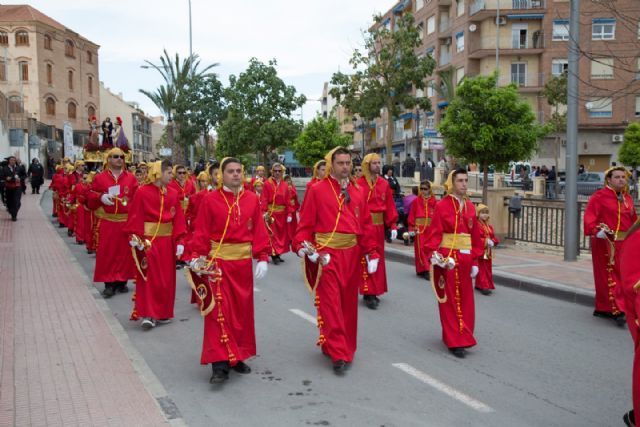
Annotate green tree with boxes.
[438,74,547,203]
[543,73,567,194]
[216,58,306,161]
[620,122,640,171]
[291,116,352,167]
[330,13,436,164]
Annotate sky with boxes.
[28,0,395,123]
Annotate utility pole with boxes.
[564,0,580,261]
[495,0,500,85]
[188,0,194,167]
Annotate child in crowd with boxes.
[475,204,499,295]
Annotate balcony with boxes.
[469,0,546,21]
[468,31,545,58]
[498,72,545,92]
[439,51,451,66]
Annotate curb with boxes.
[386,246,595,307]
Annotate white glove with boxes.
[129,239,143,251]
[446,257,456,270]
[596,229,607,239]
[390,229,398,241]
[188,258,203,276]
[471,265,479,278]
[254,261,268,280]
[367,258,379,274]
[487,239,495,248]
[430,255,445,268]
[408,231,416,237]
[175,244,184,257]
[308,252,320,263]
[101,193,115,206]
[297,249,306,258]
[287,215,293,223]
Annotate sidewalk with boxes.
[0,190,171,426]
[386,239,595,305]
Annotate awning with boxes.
[425,111,434,116]
[400,112,414,120]
[592,18,615,24]
[392,0,410,14]
[506,13,544,19]
[437,101,449,108]
[455,31,464,38]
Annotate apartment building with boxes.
[0,5,100,160]
[365,0,639,171]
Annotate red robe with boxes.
[424,195,484,349]
[186,188,210,304]
[88,169,139,283]
[261,177,292,256]
[50,170,65,217]
[356,176,398,296]
[293,176,378,363]
[124,184,186,320]
[65,172,82,232]
[287,184,300,249]
[620,228,640,418]
[57,173,72,227]
[73,182,90,244]
[408,195,437,274]
[584,187,637,314]
[168,179,196,213]
[189,188,270,366]
[475,221,499,291]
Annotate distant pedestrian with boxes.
[16,158,27,195]
[407,180,436,280]
[546,166,557,199]
[27,158,44,194]
[1,156,26,221]
[579,164,586,175]
[475,204,499,295]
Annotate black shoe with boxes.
[449,347,466,358]
[87,249,94,254]
[363,295,377,310]
[271,255,280,265]
[11,216,17,222]
[76,240,84,245]
[58,223,65,228]
[232,361,251,374]
[276,255,285,263]
[333,359,347,373]
[116,282,129,293]
[52,213,57,218]
[102,283,116,299]
[479,289,492,296]
[593,310,613,319]
[623,410,635,427]
[67,229,73,237]
[614,314,627,328]
[417,271,427,278]
[210,362,230,383]
[424,271,430,281]
[373,296,380,307]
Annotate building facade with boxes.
[366,0,640,172]
[0,5,100,161]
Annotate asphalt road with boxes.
[42,192,633,427]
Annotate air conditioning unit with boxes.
[496,16,507,26]
[612,134,624,143]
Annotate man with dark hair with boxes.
[584,166,638,327]
[294,147,378,373]
[27,158,44,194]
[208,161,220,189]
[261,162,292,264]
[1,156,26,221]
[424,168,484,358]
[188,157,269,383]
[125,160,187,330]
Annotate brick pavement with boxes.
[0,191,169,426]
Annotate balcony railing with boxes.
[439,51,451,66]
[512,0,545,9]
[512,31,545,49]
[439,18,450,32]
[498,72,545,88]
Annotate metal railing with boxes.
[498,72,545,88]
[439,51,451,66]
[512,0,545,9]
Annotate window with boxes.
[0,31,7,45]
[426,116,435,129]
[418,23,425,41]
[65,39,75,57]
[88,76,93,95]
[416,0,424,10]
[591,57,614,79]
[382,18,391,32]
[44,34,52,50]
[455,32,464,52]
[592,18,615,40]
[427,82,435,97]
[512,24,528,48]
[511,62,527,86]
[551,59,568,76]
[457,0,465,16]
[15,31,29,46]
[587,98,612,118]
[68,70,74,90]
[68,102,76,119]
[456,66,465,84]
[553,20,569,41]
[87,51,93,64]
[9,96,23,114]
[45,97,56,116]
[88,105,96,118]
[19,61,28,81]
[46,64,53,85]
[427,16,436,34]
[0,60,5,81]
[636,96,640,118]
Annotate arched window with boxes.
[65,39,74,57]
[44,34,52,50]
[87,51,93,64]
[0,32,8,45]
[88,76,93,95]
[45,97,55,116]
[88,105,96,118]
[9,96,23,114]
[68,102,76,119]
[15,31,29,46]
[68,70,73,90]
[46,64,53,85]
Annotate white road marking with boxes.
[392,363,494,413]
[289,308,317,325]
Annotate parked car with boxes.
[559,172,605,196]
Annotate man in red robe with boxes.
[301,160,326,211]
[249,165,266,191]
[261,162,292,264]
[65,161,85,237]
[88,147,139,298]
[423,168,484,358]
[187,157,270,383]
[584,166,638,327]
[186,171,211,305]
[407,180,437,280]
[83,172,97,254]
[72,171,90,245]
[56,165,73,229]
[168,164,196,214]
[356,153,398,309]
[293,147,378,373]
[285,174,300,250]
[125,160,187,330]
[49,165,65,218]
[475,204,499,295]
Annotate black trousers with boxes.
[6,188,21,219]
[31,182,41,193]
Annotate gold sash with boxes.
[95,207,128,222]
[315,232,357,249]
[269,204,287,212]
[415,217,431,226]
[144,222,173,237]
[209,241,252,260]
[616,231,627,241]
[440,233,472,251]
[180,198,188,211]
[371,212,384,225]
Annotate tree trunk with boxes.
[482,163,489,205]
[385,108,393,165]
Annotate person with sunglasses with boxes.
[87,147,139,298]
[407,181,437,280]
[356,153,398,310]
[260,163,292,264]
[185,171,212,305]
[169,165,196,213]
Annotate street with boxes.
[42,193,633,427]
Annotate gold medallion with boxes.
[438,276,446,289]
[141,257,148,269]
[170,206,176,216]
